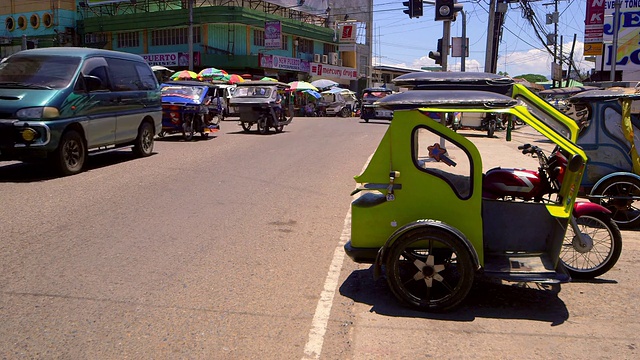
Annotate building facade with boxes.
[1,0,372,90]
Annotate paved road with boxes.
[1,118,639,359]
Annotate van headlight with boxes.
[16,107,60,119]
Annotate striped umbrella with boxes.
[223,74,245,84]
[170,70,200,80]
[261,76,278,82]
[198,67,228,78]
[288,81,318,91]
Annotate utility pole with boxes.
[611,0,621,82]
[442,21,450,71]
[188,0,193,71]
[553,0,558,88]
[484,0,496,72]
[461,9,466,72]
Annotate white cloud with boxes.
[376,40,594,79]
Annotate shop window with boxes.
[150,27,200,46]
[117,31,139,48]
[30,14,39,29]
[17,16,27,30]
[323,43,336,54]
[5,17,15,31]
[253,29,264,46]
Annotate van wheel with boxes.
[53,130,86,176]
[133,122,154,157]
[340,107,350,117]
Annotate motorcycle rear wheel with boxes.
[561,212,622,279]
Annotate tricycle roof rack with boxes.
[393,71,513,88]
[568,87,640,102]
[375,89,518,110]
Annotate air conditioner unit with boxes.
[313,53,321,63]
[337,59,343,67]
[329,52,338,66]
[0,37,11,45]
[321,55,328,64]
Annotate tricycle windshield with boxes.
[515,95,572,139]
[234,86,273,98]
[0,54,80,89]
[161,85,205,102]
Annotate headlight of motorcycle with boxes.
[16,107,60,119]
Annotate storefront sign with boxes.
[597,3,640,74]
[310,63,357,80]
[259,54,310,73]
[584,0,605,55]
[339,24,357,43]
[141,52,200,67]
[265,21,282,49]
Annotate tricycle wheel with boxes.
[593,176,640,229]
[340,107,350,117]
[487,120,496,137]
[385,228,474,311]
[257,116,268,135]
[241,122,252,132]
[561,213,622,279]
[182,116,195,141]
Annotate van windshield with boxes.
[0,55,81,89]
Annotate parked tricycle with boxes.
[360,87,394,122]
[321,88,357,117]
[564,88,640,228]
[229,81,293,134]
[390,71,622,281]
[159,81,223,140]
[344,73,622,311]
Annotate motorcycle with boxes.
[483,143,622,279]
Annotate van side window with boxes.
[106,57,142,91]
[81,57,110,91]
[135,63,158,90]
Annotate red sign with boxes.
[584,0,605,55]
[339,24,356,43]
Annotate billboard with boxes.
[595,2,640,79]
[265,21,282,49]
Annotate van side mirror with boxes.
[83,75,103,92]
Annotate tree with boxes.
[514,74,547,83]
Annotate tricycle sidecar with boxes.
[160,81,223,140]
[229,81,293,134]
[566,88,640,228]
[344,89,587,311]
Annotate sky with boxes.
[372,0,590,78]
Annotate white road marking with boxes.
[301,209,351,360]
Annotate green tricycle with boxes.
[344,81,593,311]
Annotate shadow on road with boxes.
[0,151,155,183]
[340,267,569,326]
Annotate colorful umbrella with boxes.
[198,67,227,78]
[223,74,245,84]
[261,76,278,82]
[288,81,318,91]
[170,70,200,80]
[311,79,338,90]
[302,89,321,99]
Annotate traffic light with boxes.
[428,38,443,65]
[435,0,463,21]
[403,0,423,19]
[412,0,423,18]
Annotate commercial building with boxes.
[1,0,372,91]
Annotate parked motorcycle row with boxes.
[344,72,638,311]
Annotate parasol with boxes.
[198,67,228,78]
[311,79,338,90]
[288,81,318,91]
[170,70,200,80]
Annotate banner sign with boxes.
[259,54,310,73]
[598,3,640,72]
[310,63,357,80]
[265,21,282,49]
[584,0,605,55]
[141,52,200,67]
